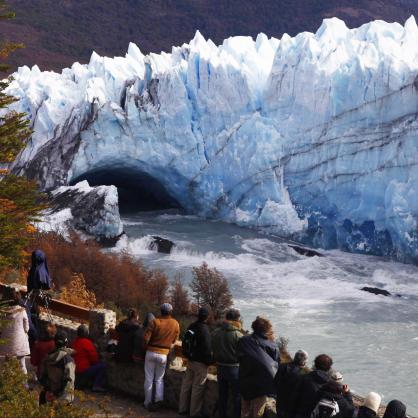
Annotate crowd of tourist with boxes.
[178,307,409,418]
[0,250,411,417]
[0,291,412,417]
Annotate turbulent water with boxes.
[113,210,418,413]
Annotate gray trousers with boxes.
[178,360,208,416]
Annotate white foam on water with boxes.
[122,220,144,226]
[113,234,155,255]
[156,214,200,221]
[116,214,418,413]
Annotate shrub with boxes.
[0,358,93,417]
[169,275,190,316]
[147,270,169,306]
[60,273,102,309]
[190,262,233,319]
[29,231,169,311]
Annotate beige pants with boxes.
[178,360,208,416]
[241,396,268,418]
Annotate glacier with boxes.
[7,16,418,262]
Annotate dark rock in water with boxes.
[150,236,175,254]
[98,232,126,247]
[289,245,324,257]
[361,287,391,297]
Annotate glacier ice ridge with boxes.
[7,16,418,262]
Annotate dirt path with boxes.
[79,391,180,418]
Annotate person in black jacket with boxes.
[114,308,141,363]
[178,307,213,418]
[132,312,155,361]
[314,381,355,418]
[383,400,407,418]
[294,354,333,418]
[275,349,308,418]
[237,316,280,418]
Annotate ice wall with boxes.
[7,17,418,261]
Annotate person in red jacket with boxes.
[72,324,106,392]
[31,322,57,379]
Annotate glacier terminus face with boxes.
[7,16,418,262]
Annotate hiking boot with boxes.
[154,400,167,409]
[145,403,158,412]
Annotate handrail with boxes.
[0,283,90,322]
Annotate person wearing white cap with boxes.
[330,370,344,383]
[357,392,382,418]
[143,303,180,411]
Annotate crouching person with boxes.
[238,316,280,418]
[73,324,107,392]
[39,331,75,405]
[179,307,212,418]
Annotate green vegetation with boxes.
[0,0,46,271]
[0,358,94,417]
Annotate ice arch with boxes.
[70,166,182,213]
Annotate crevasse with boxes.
[7,17,418,262]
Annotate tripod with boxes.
[24,289,53,322]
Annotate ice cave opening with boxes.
[70,167,181,213]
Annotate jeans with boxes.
[79,362,106,390]
[144,350,167,406]
[217,365,240,418]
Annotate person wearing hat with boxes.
[330,370,344,384]
[274,350,309,418]
[314,381,355,418]
[143,303,180,411]
[357,392,382,418]
[178,307,213,417]
[39,331,76,405]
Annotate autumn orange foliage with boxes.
[29,231,169,311]
[60,273,102,309]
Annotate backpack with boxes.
[182,328,197,359]
[311,398,340,418]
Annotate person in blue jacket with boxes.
[237,316,280,418]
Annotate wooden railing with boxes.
[0,283,90,322]
[0,282,182,352]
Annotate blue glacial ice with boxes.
[7,17,418,262]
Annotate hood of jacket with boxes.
[384,401,406,418]
[311,369,331,384]
[45,347,75,365]
[222,320,242,332]
[5,304,25,316]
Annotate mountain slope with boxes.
[2,0,418,72]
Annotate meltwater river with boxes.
[114,210,418,413]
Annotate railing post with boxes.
[88,308,116,350]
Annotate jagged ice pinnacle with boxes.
[7,16,418,262]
